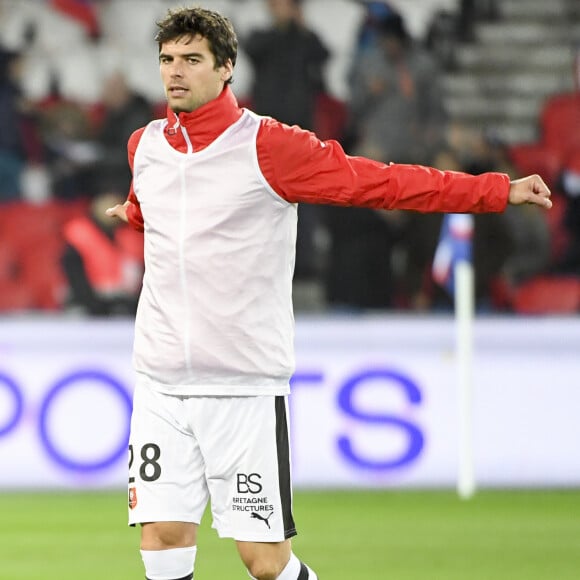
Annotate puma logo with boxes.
[251,511,274,529]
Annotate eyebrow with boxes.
[159,52,205,60]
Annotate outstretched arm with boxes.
[508,174,552,208]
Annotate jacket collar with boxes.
[165,86,243,151]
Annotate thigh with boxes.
[192,395,296,543]
[128,385,209,526]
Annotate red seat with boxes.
[543,192,571,262]
[512,276,580,314]
[508,142,561,189]
[313,92,348,142]
[20,238,67,310]
[509,92,580,192]
[0,200,89,311]
[541,92,580,161]
[0,280,35,311]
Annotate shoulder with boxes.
[127,126,148,169]
[257,116,325,168]
[128,127,147,152]
[257,116,319,149]
[127,119,167,155]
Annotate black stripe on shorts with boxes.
[275,395,296,539]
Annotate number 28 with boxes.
[128,443,162,483]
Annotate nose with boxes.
[169,61,184,78]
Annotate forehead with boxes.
[160,34,212,55]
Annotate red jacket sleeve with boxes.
[126,128,146,232]
[256,118,510,214]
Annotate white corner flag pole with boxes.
[454,260,476,499]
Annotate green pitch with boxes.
[1,489,578,580]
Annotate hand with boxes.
[105,200,130,223]
[508,174,552,209]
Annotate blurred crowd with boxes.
[0,0,579,316]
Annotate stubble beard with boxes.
[168,96,203,115]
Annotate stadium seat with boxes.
[0,280,35,311]
[0,202,62,251]
[313,92,349,142]
[541,92,580,161]
[508,142,561,189]
[509,92,580,195]
[0,200,88,311]
[20,239,67,310]
[544,192,571,263]
[52,44,105,104]
[512,275,580,314]
[98,0,165,47]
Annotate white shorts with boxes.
[127,385,296,542]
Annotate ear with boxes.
[221,59,234,82]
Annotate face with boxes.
[267,0,298,24]
[159,34,233,113]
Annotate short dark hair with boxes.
[155,7,237,83]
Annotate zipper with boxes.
[180,125,194,154]
[178,160,192,376]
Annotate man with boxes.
[245,0,328,132]
[244,0,330,281]
[106,7,551,580]
[61,190,143,316]
[348,11,447,166]
[91,71,153,194]
[0,48,28,201]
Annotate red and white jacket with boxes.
[126,86,509,396]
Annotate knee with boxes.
[140,521,197,551]
[237,539,291,580]
[245,558,283,580]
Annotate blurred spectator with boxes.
[502,204,551,287]
[92,71,153,194]
[396,147,461,311]
[322,206,404,311]
[457,0,499,43]
[472,132,551,290]
[244,0,329,130]
[60,189,144,316]
[423,141,516,312]
[325,8,448,312]
[39,98,99,200]
[460,132,518,310]
[554,151,580,274]
[351,1,396,57]
[348,11,447,165]
[0,48,28,201]
[244,0,330,280]
[425,9,460,71]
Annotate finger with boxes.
[531,175,551,196]
[530,192,552,209]
[105,205,120,217]
[533,177,552,208]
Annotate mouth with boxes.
[168,86,189,97]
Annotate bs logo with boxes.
[236,473,263,493]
